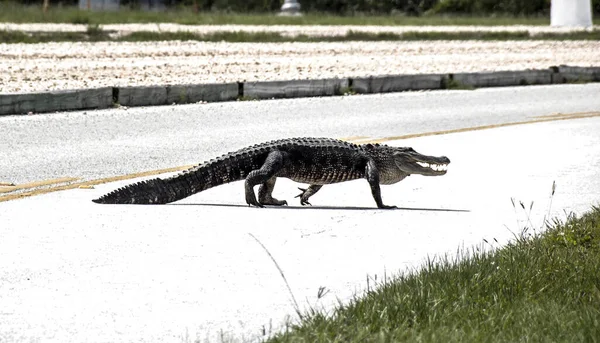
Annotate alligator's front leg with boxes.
[366,159,397,209]
[258,177,288,206]
[295,185,323,206]
[245,151,285,207]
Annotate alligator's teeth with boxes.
[429,164,447,171]
[417,162,449,171]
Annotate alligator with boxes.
[92,137,450,209]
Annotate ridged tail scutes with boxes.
[91,177,188,205]
[92,140,273,205]
[92,153,257,205]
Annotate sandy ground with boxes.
[1,39,600,94]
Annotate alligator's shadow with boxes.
[170,203,469,212]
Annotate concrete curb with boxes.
[115,83,241,107]
[1,65,598,116]
[551,65,600,84]
[0,87,113,115]
[352,74,446,94]
[450,69,553,88]
[166,83,239,104]
[243,78,349,100]
[117,85,168,107]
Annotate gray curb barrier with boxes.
[1,65,599,116]
[0,87,113,115]
[551,65,600,84]
[352,74,446,94]
[117,85,168,107]
[451,69,553,88]
[166,83,239,104]
[116,82,240,107]
[243,78,349,100]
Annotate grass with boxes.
[444,78,476,90]
[2,27,600,44]
[0,2,582,26]
[262,197,600,342]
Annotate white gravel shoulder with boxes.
[1,39,599,94]
[1,23,600,94]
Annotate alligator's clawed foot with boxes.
[378,204,398,209]
[295,187,312,206]
[246,195,264,208]
[260,198,288,206]
[296,199,311,206]
[295,187,307,197]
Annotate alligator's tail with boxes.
[92,151,264,204]
[91,177,193,204]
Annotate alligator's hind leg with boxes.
[295,185,322,206]
[245,150,285,207]
[258,177,288,206]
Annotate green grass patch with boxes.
[264,203,600,342]
[0,26,111,43]
[0,3,580,26]
[444,78,476,90]
[119,30,290,43]
[2,28,600,44]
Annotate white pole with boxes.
[280,0,301,16]
[551,0,593,27]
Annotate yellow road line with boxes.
[0,165,195,203]
[1,110,598,203]
[533,111,599,119]
[339,136,370,142]
[363,111,600,144]
[0,177,80,194]
[350,137,379,144]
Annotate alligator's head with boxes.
[393,147,450,176]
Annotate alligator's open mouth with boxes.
[416,161,449,173]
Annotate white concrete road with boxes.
[1,84,600,343]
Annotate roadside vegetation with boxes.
[2,26,600,43]
[263,200,600,342]
[2,0,600,25]
[2,1,597,26]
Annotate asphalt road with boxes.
[0,83,599,186]
[1,84,600,343]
